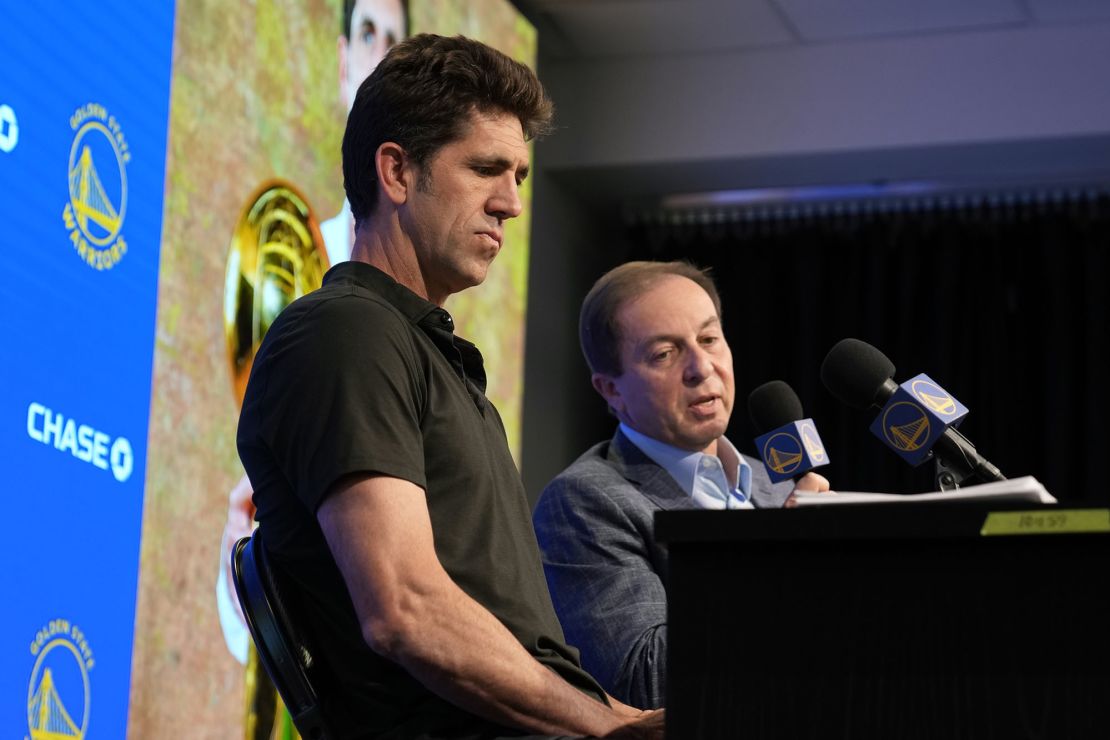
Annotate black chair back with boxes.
[231,529,331,740]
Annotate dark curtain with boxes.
[625,192,1110,502]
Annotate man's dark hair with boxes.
[579,261,723,377]
[342,33,554,226]
[343,0,410,40]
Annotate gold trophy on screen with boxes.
[224,180,327,740]
[226,181,328,402]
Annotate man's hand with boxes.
[604,708,665,739]
[794,471,830,492]
[605,693,646,718]
[784,471,832,508]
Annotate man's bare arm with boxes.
[317,474,663,739]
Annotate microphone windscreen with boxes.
[748,380,804,435]
[820,338,896,409]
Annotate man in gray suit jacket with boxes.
[532,260,829,709]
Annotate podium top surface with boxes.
[655,503,1110,545]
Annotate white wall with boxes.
[542,24,1110,177]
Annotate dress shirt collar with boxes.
[619,423,753,509]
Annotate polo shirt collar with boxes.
[323,261,488,400]
[324,260,439,324]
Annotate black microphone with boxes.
[820,338,1005,486]
[748,379,804,433]
[748,380,830,484]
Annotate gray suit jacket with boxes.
[532,429,793,709]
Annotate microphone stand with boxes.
[933,427,1006,491]
[935,457,969,491]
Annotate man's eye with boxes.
[361,21,377,45]
[651,350,672,363]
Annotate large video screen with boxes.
[1,1,537,736]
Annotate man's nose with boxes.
[683,346,714,384]
[488,176,523,222]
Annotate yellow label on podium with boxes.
[981,509,1110,536]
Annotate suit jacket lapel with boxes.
[608,429,700,511]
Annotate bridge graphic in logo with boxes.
[800,422,826,463]
[910,378,957,417]
[28,666,83,739]
[882,401,931,452]
[763,432,803,475]
[69,141,122,245]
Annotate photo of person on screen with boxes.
[321,0,409,266]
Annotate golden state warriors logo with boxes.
[26,619,94,740]
[910,378,957,417]
[881,401,931,452]
[62,103,130,271]
[763,431,804,475]
[799,420,827,463]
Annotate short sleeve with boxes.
[246,292,427,512]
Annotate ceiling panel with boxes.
[1026,0,1110,23]
[534,0,794,58]
[751,0,1028,42]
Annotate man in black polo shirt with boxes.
[236,34,664,739]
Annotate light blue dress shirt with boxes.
[619,423,754,510]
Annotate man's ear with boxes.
[375,142,412,206]
[337,35,350,109]
[591,373,623,416]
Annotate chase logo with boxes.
[762,431,803,475]
[27,618,94,740]
[62,103,131,271]
[881,401,931,452]
[910,378,957,417]
[0,103,18,153]
[26,401,134,483]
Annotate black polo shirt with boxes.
[237,261,604,739]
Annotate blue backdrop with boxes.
[1,2,175,736]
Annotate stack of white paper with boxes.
[792,475,1056,507]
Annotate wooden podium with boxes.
[655,504,1110,740]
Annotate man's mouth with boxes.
[689,395,718,413]
[479,230,502,249]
